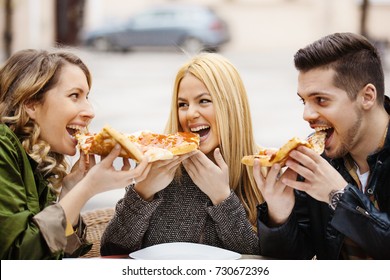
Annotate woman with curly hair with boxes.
[0,49,150,259]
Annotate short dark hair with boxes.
[294,32,385,104]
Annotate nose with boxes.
[302,103,319,122]
[186,104,200,120]
[81,100,95,120]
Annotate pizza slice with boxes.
[127,130,200,161]
[241,131,326,167]
[307,130,326,154]
[75,125,144,162]
[75,125,200,162]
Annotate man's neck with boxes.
[350,109,389,173]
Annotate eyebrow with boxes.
[67,87,83,92]
[67,87,91,98]
[178,92,211,101]
[297,91,328,99]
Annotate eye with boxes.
[70,93,79,100]
[200,98,212,104]
[178,102,188,108]
[316,96,327,105]
[299,97,305,105]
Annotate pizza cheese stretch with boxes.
[241,131,326,167]
[75,125,200,162]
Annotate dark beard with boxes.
[333,107,363,158]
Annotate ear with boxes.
[359,83,377,110]
[24,101,38,120]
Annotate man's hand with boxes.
[283,146,347,203]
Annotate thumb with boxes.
[101,144,121,165]
[77,151,86,170]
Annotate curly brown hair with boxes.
[0,49,92,191]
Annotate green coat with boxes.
[0,124,90,259]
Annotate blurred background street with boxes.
[1,0,389,212]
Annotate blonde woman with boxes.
[101,53,262,256]
[0,49,150,259]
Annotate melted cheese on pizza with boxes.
[76,129,199,162]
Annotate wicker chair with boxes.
[80,208,115,258]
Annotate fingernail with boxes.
[115,144,121,149]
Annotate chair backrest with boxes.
[80,208,115,258]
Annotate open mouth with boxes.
[315,126,334,147]
[66,125,87,138]
[190,125,210,139]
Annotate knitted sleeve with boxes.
[100,186,162,256]
[206,191,260,255]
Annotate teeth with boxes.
[67,125,88,134]
[190,125,209,132]
[315,126,331,132]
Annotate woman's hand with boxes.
[134,151,197,201]
[59,144,151,225]
[79,145,151,197]
[182,148,230,205]
[60,151,96,199]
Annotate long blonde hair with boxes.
[0,49,92,191]
[165,53,263,226]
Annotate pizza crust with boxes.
[169,142,199,155]
[103,125,144,162]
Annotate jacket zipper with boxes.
[355,206,370,217]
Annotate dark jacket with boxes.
[257,98,390,260]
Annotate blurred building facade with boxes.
[1,0,390,60]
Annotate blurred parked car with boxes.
[81,5,231,53]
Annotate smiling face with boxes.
[298,67,364,159]
[177,73,219,157]
[26,63,95,156]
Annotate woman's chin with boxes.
[199,143,212,155]
[199,132,219,155]
[62,144,78,156]
[200,144,219,157]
